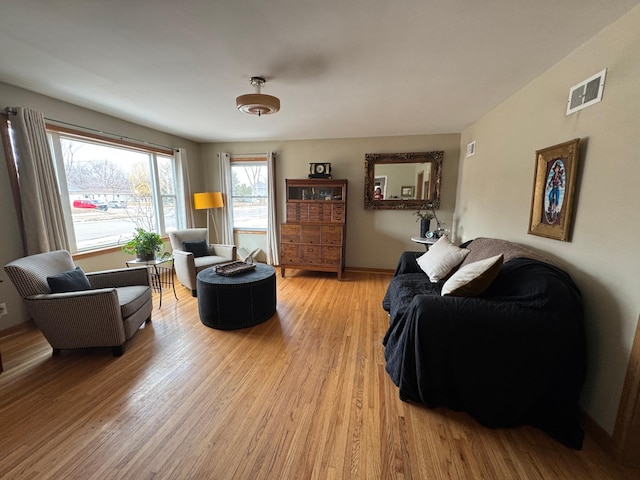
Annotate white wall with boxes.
[455,5,640,434]
[202,134,460,271]
[0,82,201,330]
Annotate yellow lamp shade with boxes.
[193,192,224,210]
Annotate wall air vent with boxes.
[566,68,607,115]
[466,141,476,157]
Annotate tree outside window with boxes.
[48,131,183,252]
[231,161,268,230]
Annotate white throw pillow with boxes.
[416,236,470,283]
[441,254,504,297]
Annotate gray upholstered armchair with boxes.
[4,250,153,356]
[168,228,236,296]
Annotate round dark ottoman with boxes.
[197,263,276,329]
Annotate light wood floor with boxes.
[0,270,638,480]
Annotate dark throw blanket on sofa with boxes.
[382,254,586,449]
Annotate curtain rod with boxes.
[220,152,278,157]
[5,106,174,152]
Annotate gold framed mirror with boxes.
[364,151,443,209]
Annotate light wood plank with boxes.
[0,270,637,479]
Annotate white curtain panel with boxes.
[217,152,234,245]
[11,107,69,254]
[174,147,195,228]
[266,151,279,265]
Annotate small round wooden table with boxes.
[196,263,277,329]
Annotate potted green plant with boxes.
[413,210,435,238]
[122,228,165,261]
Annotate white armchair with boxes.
[168,228,236,296]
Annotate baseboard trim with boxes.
[344,266,393,275]
[0,320,36,339]
[274,265,394,276]
[583,412,615,456]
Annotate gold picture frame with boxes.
[528,138,580,241]
[401,186,415,198]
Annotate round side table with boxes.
[410,236,438,250]
[197,263,276,329]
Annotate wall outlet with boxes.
[0,302,7,318]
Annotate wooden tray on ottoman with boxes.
[214,261,257,276]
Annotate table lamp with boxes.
[193,192,224,243]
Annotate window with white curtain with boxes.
[230,157,268,231]
[47,128,185,252]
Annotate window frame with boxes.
[230,156,269,233]
[46,124,184,253]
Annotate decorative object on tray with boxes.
[214,261,257,276]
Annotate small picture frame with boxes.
[401,186,415,198]
[528,138,580,241]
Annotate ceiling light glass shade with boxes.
[236,93,280,116]
[236,77,280,116]
[193,192,224,210]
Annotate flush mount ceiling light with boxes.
[236,76,280,117]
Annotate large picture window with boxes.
[230,158,268,230]
[47,128,184,252]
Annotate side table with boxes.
[126,256,178,309]
[410,236,438,250]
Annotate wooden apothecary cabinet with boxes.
[280,178,347,280]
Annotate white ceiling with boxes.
[1,0,637,143]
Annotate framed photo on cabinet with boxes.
[528,138,580,242]
[401,186,415,198]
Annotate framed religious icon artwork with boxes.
[528,138,580,241]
